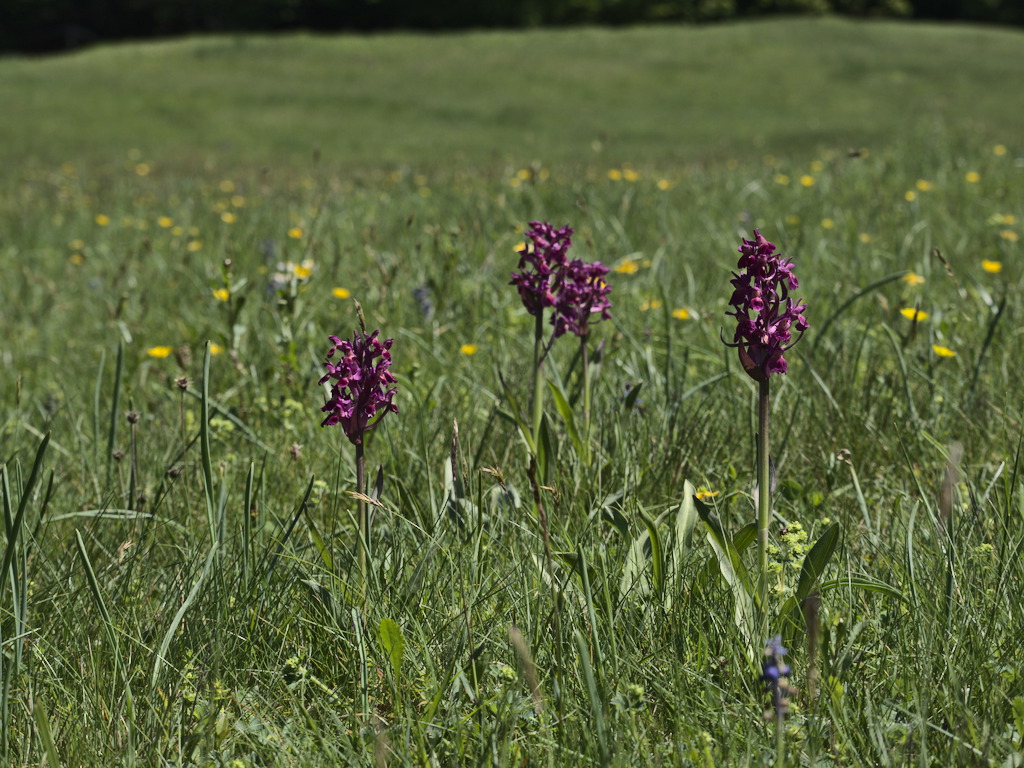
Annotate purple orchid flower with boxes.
[726,229,808,379]
[319,330,398,445]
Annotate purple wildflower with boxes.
[726,229,808,379]
[510,222,574,316]
[319,330,398,445]
[761,635,795,721]
[552,259,613,338]
[510,221,613,336]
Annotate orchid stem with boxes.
[532,311,545,454]
[757,377,771,626]
[581,334,591,465]
[356,442,367,602]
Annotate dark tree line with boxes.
[1,0,1020,54]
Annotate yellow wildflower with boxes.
[656,179,672,191]
[981,259,1002,273]
[220,212,236,224]
[965,171,980,183]
[902,272,925,286]
[614,258,640,275]
[157,216,173,228]
[332,287,351,299]
[95,214,110,226]
[209,343,225,355]
[1000,230,1018,242]
[639,299,662,312]
[932,345,956,358]
[671,308,691,320]
[915,179,933,192]
[460,344,478,356]
[147,346,173,358]
[900,308,929,321]
[799,175,815,187]
[696,488,719,501]
[821,218,835,229]
[607,169,623,181]
[774,174,790,185]
[212,288,230,301]
[904,190,917,202]
[993,144,1007,156]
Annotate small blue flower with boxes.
[761,635,794,720]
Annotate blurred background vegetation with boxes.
[3,0,1021,54]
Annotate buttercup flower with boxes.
[319,330,398,445]
[725,229,808,379]
[900,307,929,321]
[902,272,926,286]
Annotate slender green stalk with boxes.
[757,378,771,622]
[356,441,367,599]
[532,311,545,448]
[581,333,591,463]
[106,340,124,482]
[775,706,785,768]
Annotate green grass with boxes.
[1,18,1023,767]
[2,18,1023,170]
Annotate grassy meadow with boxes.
[1,17,1024,767]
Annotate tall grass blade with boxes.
[33,698,62,768]
[638,508,665,599]
[0,432,49,597]
[968,295,1006,401]
[547,379,585,463]
[75,528,136,763]
[574,630,609,763]
[794,522,840,602]
[199,342,216,540]
[106,340,124,479]
[150,544,218,691]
